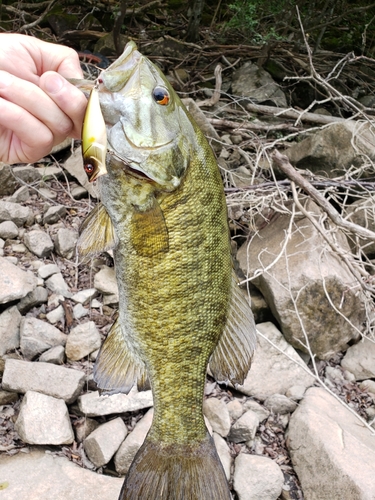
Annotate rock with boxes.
[12,165,42,184]
[238,200,365,359]
[285,384,307,401]
[203,398,231,437]
[43,205,67,225]
[63,147,99,199]
[78,389,153,417]
[9,185,30,203]
[114,409,153,475]
[233,453,284,500]
[15,391,74,445]
[0,220,18,239]
[24,230,54,258]
[71,288,98,304]
[35,165,63,180]
[54,228,78,259]
[0,163,19,195]
[0,389,19,405]
[285,121,375,177]
[2,359,85,403]
[243,400,270,422]
[0,449,123,499]
[0,256,37,304]
[94,266,118,296]
[264,394,297,414]
[359,379,375,395]
[17,286,48,314]
[287,386,375,500]
[344,196,375,256]
[0,200,31,226]
[232,61,287,107]
[73,303,89,319]
[39,345,65,364]
[102,293,119,307]
[38,263,60,279]
[226,399,244,421]
[228,410,259,443]
[74,417,100,443]
[0,306,21,355]
[84,417,127,467]
[71,185,88,199]
[213,432,232,480]
[182,98,222,155]
[341,337,375,380]
[46,305,65,324]
[45,273,71,297]
[65,321,101,361]
[20,317,67,360]
[237,322,315,401]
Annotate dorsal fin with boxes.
[209,270,257,385]
[77,203,116,258]
[131,197,169,257]
[94,318,148,395]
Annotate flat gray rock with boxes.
[2,359,85,404]
[45,272,71,298]
[15,391,74,445]
[0,449,122,499]
[54,228,78,259]
[65,321,101,361]
[94,265,118,296]
[17,286,48,314]
[43,205,67,225]
[24,230,54,258]
[0,256,37,304]
[0,220,18,239]
[0,306,21,356]
[341,338,375,380]
[78,389,153,417]
[20,317,67,360]
[0,200,31,226]
[84,417,127,467]
[203,398,231,437]
[287,387,375,500]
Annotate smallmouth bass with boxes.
[78,41,256,500]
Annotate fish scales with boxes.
[79,41,256,500]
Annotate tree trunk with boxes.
[186,0,204,42]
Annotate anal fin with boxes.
[77,203,116,259]
[94,318,148,395]
[131,197,169,257]
[209,270,257,385]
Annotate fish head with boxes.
[97,41,198,190]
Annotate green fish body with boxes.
[78,42,256,500]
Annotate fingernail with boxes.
[0,70,13,88]
[43,73,64,94]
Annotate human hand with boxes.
[0,33,87,164]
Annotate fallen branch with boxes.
[208,117,300,132]
[272,149,375,242]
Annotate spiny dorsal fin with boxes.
[209,270,257,386]
[77,203,116,258]
[94,318,148,395]
[131,197,169,257]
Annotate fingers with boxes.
[39,71,87,139]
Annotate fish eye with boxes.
[84,163,95,174]
[152,86,170,105]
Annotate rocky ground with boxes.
[1,43,375,500]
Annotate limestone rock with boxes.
[243,400,270,422]
[237,322,315,401]
[35,165,63,180]
[20,317,67,360]
[232,61,287,107]
[45,273,71,297]
[43,205,67,225]
[0,200,31,226]
[226,399,244,421]
[38,345,65,364]
[78,389,153,417]
[344,196,375,256]
[73,303,89,319]
[0,256,37,304]
[233,453,284,500]
[15,391,74,445]
[17,286,48,314]
[71,288,98,305]
[74,418,100,443]
[203,398,231,437]
[341,337,375,380]
[0,220,18,239]
[12,165,42,184]
[24,230,54,258]
[287,387,375,500]
[0,163,19,196]
[213,432,232,480]
[0,449,123,499]
[38,263,60,279]
[228,410,259,443]
[359,379,375,395]
[114,409,153,475]
[63,146,99,198]
[0,306,21,356]
[94,265,118,296]
[264,394,297,414]
[286,121,375,177]
[2,359,85,404]
[46,305,65,324]
[84,417,127,467]
[65,321,101,361]
[54,228,78,259]
[238,200,365,359]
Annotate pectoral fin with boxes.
[77,203,116,258]
[94,318,148,394]
[131,197,169,257]
[209,270,257,385]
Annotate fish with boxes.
[78,41,256,500]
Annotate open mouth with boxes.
[107,148,153,182]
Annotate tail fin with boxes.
[119,434,232,500]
